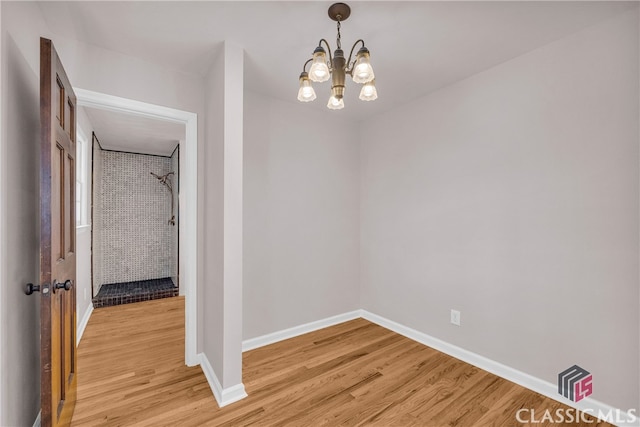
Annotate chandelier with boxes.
[297,2,377,110]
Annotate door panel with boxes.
[40,37,77,427]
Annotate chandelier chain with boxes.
[336,20,342,50]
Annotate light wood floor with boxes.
[71,297,609,426]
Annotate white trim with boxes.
[76,304,93,345]
[177,139,185,298]
[75,89,189,125]
[0,3,4,422]
[242,311,362,352]
[75,125,90,227]
[360,310,639,427]
[198,353,247,407]
[32,411,41,427]
[75,89,199,367]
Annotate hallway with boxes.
[71,297,211,426]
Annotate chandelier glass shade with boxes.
[297,72,317,102]
[359,80,378,101]
[298,3,377,110]
[309,48,331,83]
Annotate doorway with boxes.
[89,128,180,308]
[75,89,199,366]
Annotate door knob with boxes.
[54,280,72,291]
[25,283,40,295]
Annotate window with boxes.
[76,128,89,226]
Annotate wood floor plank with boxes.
[71,297,611,426]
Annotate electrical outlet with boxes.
[451,309,461,326]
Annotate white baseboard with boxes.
[360,310,639,427]
[198,353,247,407]
[76,303,94,345]
[242,310,362,352]
[32,410,41,427]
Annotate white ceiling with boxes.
[39,1,637,153]
[83,107,183,156]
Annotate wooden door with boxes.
[40,37,77,427]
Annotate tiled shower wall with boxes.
[93,147,177,292]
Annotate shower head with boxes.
[151,171,177,226]
[151,171,174,185]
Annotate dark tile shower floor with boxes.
[92,277,178,308]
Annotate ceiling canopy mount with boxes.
[328,2,351,22]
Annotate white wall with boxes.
[221,42,244,388]
[243,91,361,340]
[76,227,92,333]
[0,3,51,426]
[76,107,95,334]
[53,38,205,121]
[203,48,225,382]
[0,3,4,424]
[360,11,639,411]
[202,41,244,391]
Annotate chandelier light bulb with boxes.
[297,74,317,102]
[309,48,330,83]
[300,85,316,101]
[352,49,375,84]
[327,95,345,110]
[359,80,378,101]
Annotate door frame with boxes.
[0,4,4,423]
[75,88,199,366]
